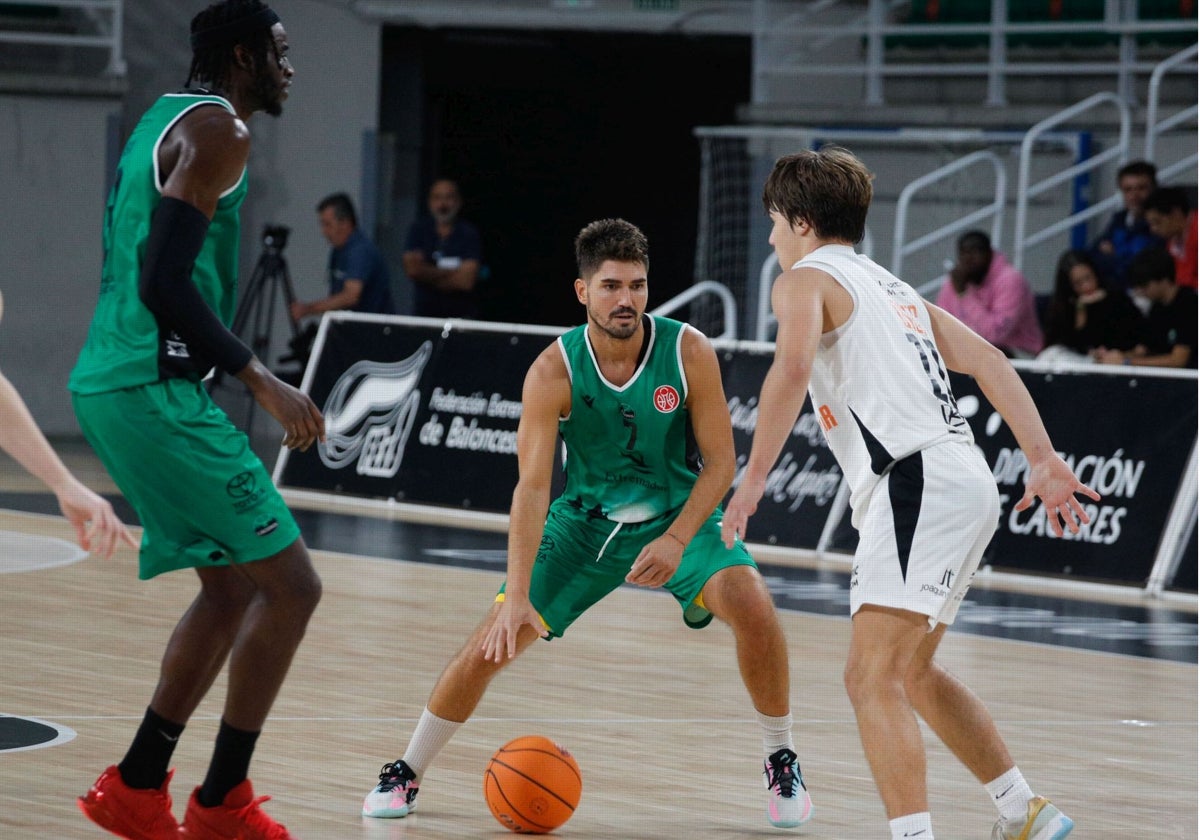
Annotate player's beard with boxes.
[590,305,640,340]
[254,72,286,117]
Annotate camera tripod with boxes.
[211,225,303,435]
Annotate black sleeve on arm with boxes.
[138,196,254,376]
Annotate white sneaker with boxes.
[362,759,419,819]
[991,796,1073,840]
[762,748,813,828]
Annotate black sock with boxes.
[118,706,185,790]
[198,720,261,807]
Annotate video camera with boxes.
[261,224,290,252]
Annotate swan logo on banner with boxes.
[318,341,434,478]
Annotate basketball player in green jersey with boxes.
[363,218,814,830]
[73,3,322,839]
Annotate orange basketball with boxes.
[484,735,582,834]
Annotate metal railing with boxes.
[892,150,1007,290]
[1013,92,1131,273]
[0,0,125,75]
[1145,43,1199,183]
[651,280,738,340]
[753,0,1196,107]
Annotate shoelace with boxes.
[230,794,291,839]
[376,762,415,793]
[766,759,799,798]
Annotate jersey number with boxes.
[904,333,967,429]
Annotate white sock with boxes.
[402,707,462,779]
[889,811,933,839]
[986,766,1035,823]
[755,710,794,755]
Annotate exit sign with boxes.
[635,0,680,9]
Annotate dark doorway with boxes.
[380,27,751,327]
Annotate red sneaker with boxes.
[77,765,179,840]
[179,779,294,839]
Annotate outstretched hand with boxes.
[721,478,764,549]
[1014,455,1101,537]
[56,478,137,559]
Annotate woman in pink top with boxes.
[936,230,1044,357]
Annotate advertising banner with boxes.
[278,318,1196,586]
[952,367,1196,583]
[278,316,558,512]
[718,345,843,549]
[826,366,1198,584]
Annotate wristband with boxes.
[665,531,687,547]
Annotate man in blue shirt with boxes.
[291,192,396,319]
[1089,160,1162,290]
[403,178,483,318]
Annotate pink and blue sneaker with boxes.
[763,748,813,828]
[362,759,419,819]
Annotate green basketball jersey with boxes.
[70,93,248,395]
[556,315,700,523]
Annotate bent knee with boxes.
[283,566,322,615]
[903,658,941,698]
[843,657,907,706]
[843,661,868,704]
[259,558,322,616]
[704,567,773,619]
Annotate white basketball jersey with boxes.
[794,244,973,526]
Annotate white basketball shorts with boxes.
[849,439,1000,629]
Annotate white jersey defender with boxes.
[795,244,1000,626]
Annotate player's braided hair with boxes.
[185,0,277,93]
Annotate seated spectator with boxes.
[1039,249,1144,363]
[291,192,396,320]
[1093,247,1197,369]
[1142,186,1197,289]
[403,178,483,319]
[935,230,1043,357]
[1089,160,1162,290]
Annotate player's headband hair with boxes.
[190,5,279,50]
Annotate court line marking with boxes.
[0,713,78,752]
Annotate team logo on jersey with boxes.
[319,342,433,478]
[653,385,680,413]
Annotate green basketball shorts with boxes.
[499,499,757,637]
[72,378,300,580]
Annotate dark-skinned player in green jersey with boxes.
[72,3,323,838]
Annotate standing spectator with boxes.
[1094,246,1197,369]
[290,192,396,320]
[1089,160,1162,290]
[935,230,1043,357]
[1142,186,1198,290]
[403,178,483,318]
[1038,249,1144,362]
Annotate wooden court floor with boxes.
[0,508,1196,839]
